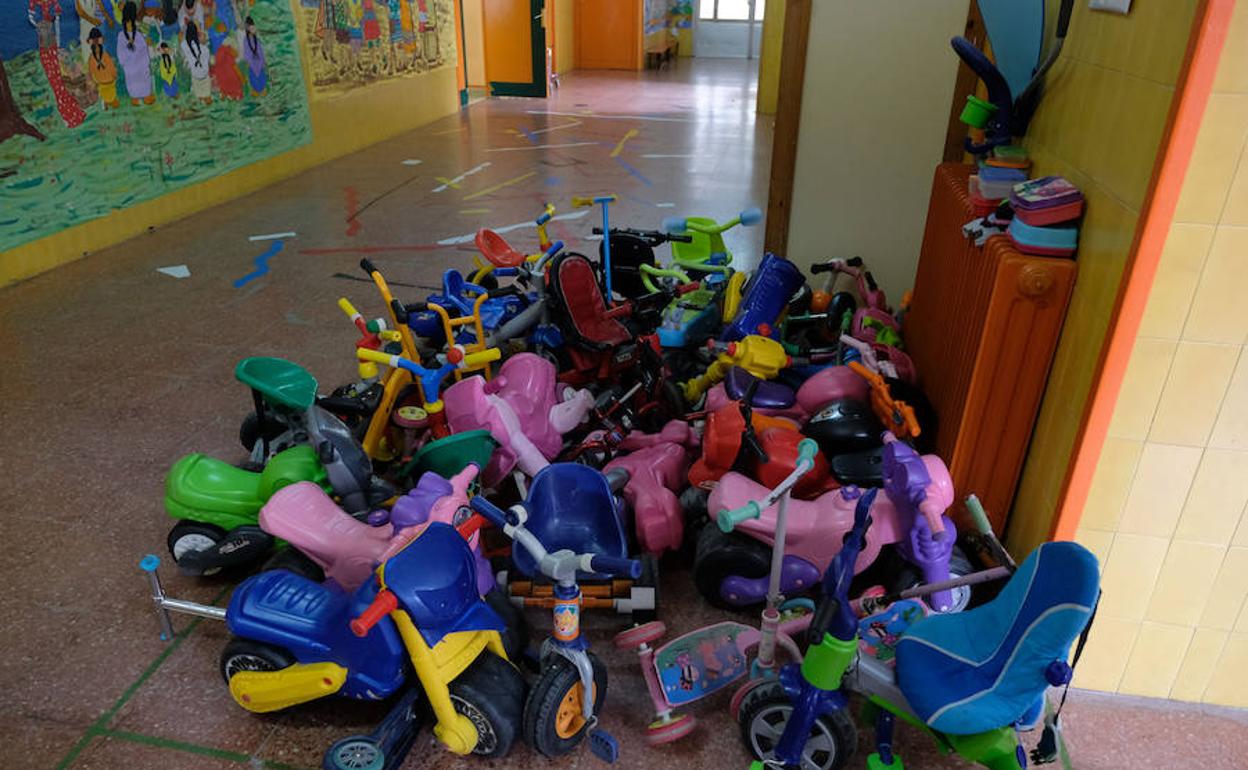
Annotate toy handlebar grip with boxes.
[718,501,761,533]
[739,207,763,226]
[795,438,819,469]
[536,212,553,226]
[462,348,502,368]
[809,261,835,275]
[338,297,361,319]
[360,258,378,275]
[677,281,700,295]
[356,347,395,366]
[405,301,429,313]
[350,589,398,637]
[470,496,517,529]
[571,196,594,207]
[543,240,564,259]
[918,499,947,537]
[661,216,687,234]
[965,495,993,536]
[589,554,642,580]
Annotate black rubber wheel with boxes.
[522,653,608,758]
[484,587,530,662]
[693,524,772,609]
[167,521,227,572]
[448,651,526,758]
[738,681,856,770]
[260,548,326,583]
[631,554,660,624]
[239,411,288,453]
[889,545,980,613]
[219,638,296,685]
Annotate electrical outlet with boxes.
[1089,0,1132,14]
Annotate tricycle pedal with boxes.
[589,728,619,763]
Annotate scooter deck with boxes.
[652,621,755,706]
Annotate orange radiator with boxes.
[906,163,1076,533]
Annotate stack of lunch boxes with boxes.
[1007,176,1084,257]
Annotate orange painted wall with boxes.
[483,0,535,83]
[575,0,643,70]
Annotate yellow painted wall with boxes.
[785,0,968,295]
[463,0,488,86]
[1057,1,1248,708]
[756,0,784,115]
[555,0,576,73]
[1008,0,1200,557]
[1,0,461,289]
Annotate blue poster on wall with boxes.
[0,0,312,253]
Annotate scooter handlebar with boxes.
[589,554,642,580]
[470,496,518,529]
[965,494,993,536]
[918,499,948,537]
[350,588,398,637]
[718,501,761,533]
[461,348,502,368]
[360,258,378,275]
[796,438,819,469]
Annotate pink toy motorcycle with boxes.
[604,420,700,555]
[258,465,491,594]
[703,364,871,422]
[810,257,900,343]
[443,352,594,486]
[695,434,971,613]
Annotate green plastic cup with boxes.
[960,95,997,129]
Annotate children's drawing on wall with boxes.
[0,0,310,253]
[299,0,456,96]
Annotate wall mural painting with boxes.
[299,0,457,97]
[0,0,311,253]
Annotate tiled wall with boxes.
[1070,1,1248,707]
[1007,2,1198,550]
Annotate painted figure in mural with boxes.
[118,2,157,105]
[87,27,121,109]
[27,0,88,128]
[75,0,117,65]
[239,16,267,95]
[179,0,206,40]
[181,21,212,103]
[157,41,179,98]
[414,0,437,66]
[212,36,245,100]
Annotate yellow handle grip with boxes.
[462,348,502,367]
[356,347,396,366]
[378,330,403,343]
[338,297,360,319]
[571,196,594,208]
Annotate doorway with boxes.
[695,0,765,58]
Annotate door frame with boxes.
[487,0,547,97]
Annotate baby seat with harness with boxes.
[545,252,632,349]
[894,540,1099,735]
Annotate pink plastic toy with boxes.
[840,335,918,385]
[258,465,490,594]
[704,364,871,422]
[443,353,594,485]
[700,434,958,610]
[605,420,699,554]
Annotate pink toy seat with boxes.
[547,253,631,348]
[475,229,527,268]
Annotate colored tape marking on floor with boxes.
[610,128,640,158]
[436,209,589,245]
[433,162,491,193]
[529,120,583,136]
[485,142,600,153]
[435,176,462,190]
[462,171,538,202]
[100,729,312,770]
[527,109,694,124]
[53,586,231,770]
[233,240,285,288]
[615,157,653,187]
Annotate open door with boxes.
[482,0,548,96]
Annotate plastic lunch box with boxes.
[1010,176,1085,227]
[1008,217,1078,257]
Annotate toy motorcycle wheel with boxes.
[167,521,227,576]
[449,651,525,758]
[323,736,384,770]
[219,638,295,684]
[484,587,531,661]
[739,681,856,770]
[693,524,771,609]
[522,653,607,757]
[239,411,287,453]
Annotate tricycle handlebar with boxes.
[589,554,642,580]
[718,501,761,533]
[350,588,398,637]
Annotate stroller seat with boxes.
[546,253,631,349]
[894,541,1099,735]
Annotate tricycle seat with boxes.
[512,463,630,579]
[894,541,1099,735]
[475,229,527,268]
[546,253,631,349]
[234,357,318,412]
[724,366,796,409]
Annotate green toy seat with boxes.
[670,217,725,266]
[400,430,498,482]
[164,446,328,532]
[234,357,319,412]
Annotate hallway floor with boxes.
[3,58,1246,769]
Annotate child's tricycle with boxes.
[139,520,527,758]
[471,493,642,760]
[612,441,822,745]
[735,491,1100,770]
